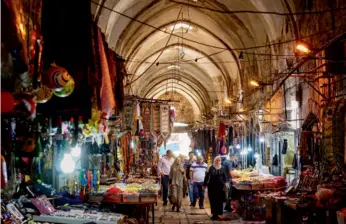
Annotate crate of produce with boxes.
[104,187,123,203]
[140,194,157,203]
[123,193,140,203]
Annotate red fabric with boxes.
[97,28,115,116]
[1,92,15,113]
[218,122,226,140]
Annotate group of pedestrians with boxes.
[158,150,237,220]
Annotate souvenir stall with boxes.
[259,100,346,224]
[0,1,141,223]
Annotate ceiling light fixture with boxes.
[170,23,192,30]
[224,98,232,104]
[250,80,260,87]
[167,65,180,69]
[250,80,272,87]
[296,41,314,54]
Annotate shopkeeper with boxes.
[158,150,175,206]
[222,153,237,212]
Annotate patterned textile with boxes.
[97,28,115,117]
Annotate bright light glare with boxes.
[167,65,180,69]
[60,154,75,174]
[247,147,252,152]
[240,150,248,155]
[170,23,192,30]
[174,122,189,127]
[296,44,310,53]
[254,153,260,158]
[291,101,299,109]
[260,136,265,143]
[71,146,81,157]
[197,151,201,156]
[236,144,240,149]
[250,80,260,87]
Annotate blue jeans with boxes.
[193,182,205,207]
[188,180,194,204]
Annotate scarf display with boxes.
[141,103,151,139]
[151,103,161,140]
[160,105,170,141]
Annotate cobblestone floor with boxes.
[150,196,244,224]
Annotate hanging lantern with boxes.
[33,85,53,103]
[53,79,75,98]
[45,64,73,90]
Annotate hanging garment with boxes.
[211,129,217,158]
[282,139,288,154]
[292,154,298,169]
[115,56,125,111]
[97,29,115,117]
[218,122,226,140]
[228,126,233,146]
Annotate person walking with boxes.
[169,158,185,212]
[204,156,227,220]
[184,152,196,205]
[190,156,208,209]
[158,150,174,206]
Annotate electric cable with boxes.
[127,2,185,87]
[169,0,346,16]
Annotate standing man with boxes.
[222,153,236,211]
[158,150,175,206]
[190,156,208,209]
[184,151,196,206]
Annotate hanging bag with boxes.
[272,143,278,166]
[282,139,288,154]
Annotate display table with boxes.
[33,211,125,224]
[233,185,286,221]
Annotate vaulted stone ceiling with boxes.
[92,0,295,121]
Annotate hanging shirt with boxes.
[190,162,208,182]
[158,156,174,176]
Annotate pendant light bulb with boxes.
[60,153,75,174]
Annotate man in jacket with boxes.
[158,150,174,206]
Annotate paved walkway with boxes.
[150,196,244,224]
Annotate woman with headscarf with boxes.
[203,156,227,220]
[169,157,185,212]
